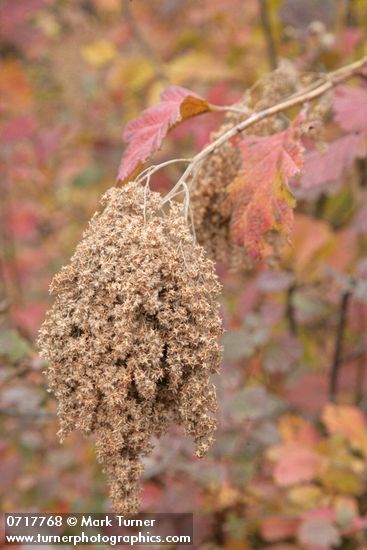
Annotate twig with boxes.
[160,55,367,208]
[136,158,192,184]
[124,0,168,84]
[258,0,278,70]
[355,350,366,405]
[329,291,351,402]
[356,158,367,187]
[345,0,357,26]
[286,284,297,335]
[354,307,366,405]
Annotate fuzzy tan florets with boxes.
[190,125,255,271]
[38,182,222,514]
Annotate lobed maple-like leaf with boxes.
[333,85,367,133]
[117,85,210,183]
[225,118,304,258]
[299,133,364,190]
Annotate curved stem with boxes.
[136,158,192,183]
[329,291,351,402]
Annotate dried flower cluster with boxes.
[190,124,247,269]
[38,182,222,513]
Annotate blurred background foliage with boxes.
[1,0,367,548]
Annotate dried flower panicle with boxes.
[190,124,247,269]
[38,182,222,514]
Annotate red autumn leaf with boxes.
[261,516,299,542]
[5,203,40,238]
[274,445,325,486]
[0,116,37,142]
[12,302,48,336]
[225,118,304,258]
[141,481,162,511]
[333,85,367,133]
[117,85,210,183]
[0,0,46,39]
[299,133,364,190]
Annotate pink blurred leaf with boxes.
[141,482,162,511]
[304,507,336,523]
[6,204,40,238]
[337,28,363,57]
[0,116,37,142]
[35,127,63,164]
[0,0,46,38]
[261,516,299,542]
[274,446,325,486]
[354,204,367,234]
[117,85,210,183]
[299,134,364,190]
[12,302,48,336]
[286,373,328,413]
[334,85,367,133]
[257,270,294,292]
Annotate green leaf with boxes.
[0,330,31,362]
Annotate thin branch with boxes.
[329,291,352,402]
[258,0,278,70]
[286,284,297,336]
[136,158,192,183]
[161,55,367,207]
[345,0,357,26]
[355,351,366,405]
[124,0,168,84]
[354,308,366,405]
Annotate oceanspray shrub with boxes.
[38,182,222,513]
